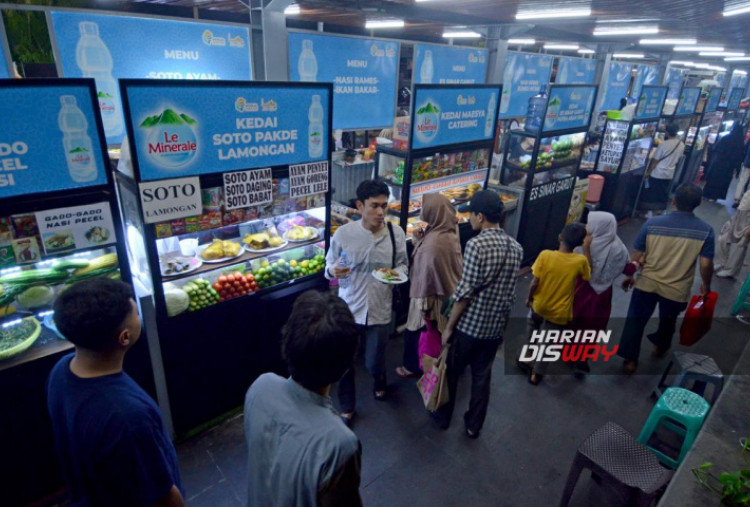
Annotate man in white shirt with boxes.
[637,122,685,215]
[325,180,408,424]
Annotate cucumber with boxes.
[0,269,69,286]
[65,266,119,284]
[53,259,91,271]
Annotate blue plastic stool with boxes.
[638,387,710,469]
[731,272,750,316]
[652,351,724,405]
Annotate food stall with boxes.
[501,84,597,263]
[0,79,150,505]
[116,79,332,436]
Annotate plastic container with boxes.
[525,89,547,133]
[337,252,351,289]
[586,174,605,203]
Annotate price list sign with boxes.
[289,161,329,198]
[598,120,629,173]
[223,168,273,210]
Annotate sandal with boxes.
[528,372,543,386]
[395,366,419,378]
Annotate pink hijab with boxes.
[409,193,463,299]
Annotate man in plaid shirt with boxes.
[433,191,523,438]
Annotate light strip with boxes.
[597,18,660,23]
[725,56,750,61]
[699,51,745,57]
[723,3,750,16]
[735,70,748,75]
[443,30,481,38]
[508,38,536,45]
[516,8,591,20]
[673,46,724,52]
[578,48,595,54]
[284,4,300,15]
[593,26,658,36]
[613,53,645,58]
[544,43,580,50]
[669,60,695,66]
[640,38,697,45]
[365,19,405,29]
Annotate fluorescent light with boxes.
[709,65,728,71]
[593,25,658,36]
[725,56,750,61]
[674,46,724,52]
[699,51,745,57]
[735,70,748,75]
[597,18,660,23]
[670,60,695,66]
[578,48,595,54]
[613,53,645,58]
[544,43,579,50]
[694,63,712,69]
[640,38,697,45]
[508,38,535,45]
[443,30,481,38]
[284,4,300,15]
[517,8,591,20]
[723,3,750,16]
[365,19,404,29]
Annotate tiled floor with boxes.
[177,192,750,506]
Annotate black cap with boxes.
[459,190,504,219]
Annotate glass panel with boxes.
[537,132,586,172]
[506,132,536,169]
[622,122,657,173]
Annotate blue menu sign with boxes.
[288,32,398,131]
[727,87,743,110]
[635,85,668,120]
[0,82,108,198]
[414,44,488,84]
[411,86,500,150]
[50,12,252,145]
[542,85,596,132]
[600,62,633,111]
[121,81,330,181]
[632,65,660,102]
[664,67,686,100]
[556,57,597,85]
[498,52,553,118]
[706,87,722,113]
[675,87,700,116]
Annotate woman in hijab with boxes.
[704,123,746,201]
[396,193,463,378]
[715,188,750,278]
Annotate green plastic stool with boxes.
[638,387,710,469]
[731,272,750,315]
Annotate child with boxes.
[519,223,591,385]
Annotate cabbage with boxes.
[164,287,189,316]
[17,286,55,308]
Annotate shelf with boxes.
[0,244,118,275]
[0,327,73,373]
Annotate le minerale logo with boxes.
[416,101,440,142]
[140,109,198,168]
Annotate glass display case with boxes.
[503,130,585,187]
[622,122,658,173]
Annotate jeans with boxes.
[618,289,688,362]
[338,323,390,413]
[434,330,502,434]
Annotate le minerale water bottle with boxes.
[485,93,496,137]
[338,251,351,289]
[420,50,434,84]
[308,95,324,158]
[525,88,547,133]
[58,95,97,183]
[298,39,318,82]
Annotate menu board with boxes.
[675,87,700,116]
[600,62,633,111]
[413,44,488,84]
[498,52,553,118]
[631,65,660,102]
[121,81,330,181]
[556,57,597,85]
[705,87,722,113]
[597,120,629,173]
[635,86,668,120]
[288,32,398,130]
[50,12,253,145]
[727,87,743,110]
[542,85,596,133]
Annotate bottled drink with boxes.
[75,21,122,137]
[58,95,97,183]
[499,54,515,114]
[308,95,324,158]
[337,252,351,289]
[525,88,547,133]
[420,50,434,84]
[485,93,496,137]
[298,39,318,82]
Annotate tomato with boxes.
[218,275,227,283]
[218,297,225,303]
[212,282,222,291]
[234,271,243,279]
[240,290,247,296]
[245,274,254,281]
[227,275,235,283]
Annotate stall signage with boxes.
[289,161,329,198]
[50,11,252,145]
[598,120,629,173]
[0,35,9,78]
[542,85,596,132]
[0,83,108,199]
[729,73,748,92]
[635,86,668,120]
[675,87,700,116]
[664,67,686,100]
[529,176,576,201]
[498,52,553,118]
[727,87,743,110]
[632,65,660,101]
[139,177,202,224]
[411,169,487,197]
[600,62,633,112]
[35,202,115,255]
[413,44,488,84]
[411,86,500,150]
[706,87,722,113]
[288,32,398,130]
[556,57,597,85]
[222,168,273,210]
[122,82,330,180]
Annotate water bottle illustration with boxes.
[420,50,434,84]
[298,39,318,82]
[499,54,515,114]
[337,251,351,289]
[58,95,97,183]
[485,93,496,137]
[308,95,324,158]
[76,21,122,137]
[559,60,569,84]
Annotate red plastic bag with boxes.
[680,292,718,346]
[418,319,442,370]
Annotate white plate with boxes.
[160,256,203,277]
[283,227,319,243]
[195,244,244,264]
[371,268,408,285]
[242,240,288,254]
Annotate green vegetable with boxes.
[66,267,119,284]
[0,317,41,360]
[165,287,190,317]
[17,285,55,308]
[53,259,91,271]
[184,278,220,312]
[0,269,68,286]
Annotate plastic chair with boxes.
[559,422,673,507]
[652,351,724,405]
[638,387,710,469]
[731,272,750,316]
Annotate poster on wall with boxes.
[664,67,686,100]
[411,85,500,150]
[0,82,108,199]
[50,11,253,145]
[556,57,597,85]
[675,87,700,116]
[631,65,660,102]
[414,44,488,85]
[635,85,668,120]
[600,61,633,111]
[288,32,398,130]
[498,52,553,118]
[597,120,629,173]
[121,81,330,181]
[542,85,596,133]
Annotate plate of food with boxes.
[283,226,319,243]
[371,267,408,285]
[160,256,202,277]
[85,226,111,244]
[196,240,244,264]
[242,231,288,253]
[43,231,75,252]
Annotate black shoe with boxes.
[430,411,450,430]
[465,428,480,439]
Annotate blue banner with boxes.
[632,65,660,101]
[706,87,722,113]
[288,32,398,131]
[727,87,743,110]
[675,87,700,116]
[542,85,596,132]
[600,62,633,111]
[498,52,553,118]
[411,86,499,150]
[414,44,487,85]
[121,82,330,181]
[664,67,686,100]
[556,57,597,85]
[50,12,252,145]
[635,86,667,120]
[0,45,8,78]
[0,83,108,198]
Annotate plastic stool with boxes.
[559,422,673,507]
[731,272,750,315]
[652,351,724,405]
[638,387,710,469]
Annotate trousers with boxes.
[338,323,389,413]
[617,289,687,362]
